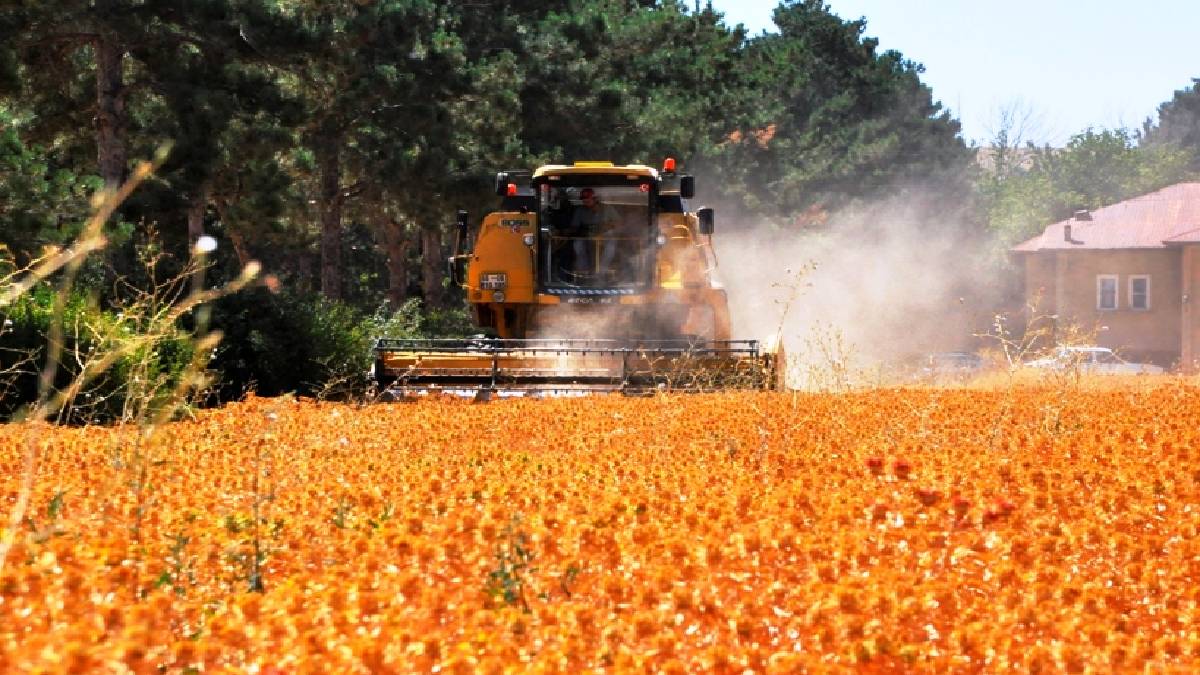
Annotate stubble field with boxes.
[1,383,1199,672]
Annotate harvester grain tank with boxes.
[373,160,783,396]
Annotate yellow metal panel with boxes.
[655,213,705,290]
[468,212,535,303]
[533,164,657,179]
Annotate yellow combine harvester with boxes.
[373,159,783,397]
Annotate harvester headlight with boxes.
[522,234,535,246]
[656,234,666,246]
[480,272,507,290]
[492,290,506,303]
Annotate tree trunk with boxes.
[420,227,443,307]
[94,33,127,190]
[214,200,252,267]
[383,218,411,309]
[228,229,251,267]
[295,253,315,294]
[316,136,343,300]
[186,180,210,251]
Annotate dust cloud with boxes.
[711,193,1008,383]
[527,304,632,341]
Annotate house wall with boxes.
[1046,249,1181,366]
[1023,253,1057,312]
[1182,244,1200,370]
[1019,253,1058,351]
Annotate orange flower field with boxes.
[2,385,1199,672]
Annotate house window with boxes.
[1129,275,1150,310]
[1096,275,1118,310]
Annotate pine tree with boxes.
[721,0,971,223]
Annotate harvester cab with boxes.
[374,159,783,397]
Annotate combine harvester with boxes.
[373,159,784,398]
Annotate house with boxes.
[1011,183,1200,370]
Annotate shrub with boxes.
[0,284,195,423]
[206,291,471,400]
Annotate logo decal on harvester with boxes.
[547,288,635,296]
[501,219,527,231]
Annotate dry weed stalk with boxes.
[976,293,1100,448]
[797,321,860,393]
[0,153,261,578]
[769,262,815,391]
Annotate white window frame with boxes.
[1096,274,1118,311]
[1128,275,1151,311]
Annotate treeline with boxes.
[0,1,971,301]
[981,91,1200,250]
[0,0,976,407]
[2,0,1200,409]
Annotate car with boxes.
[1024,346,1164,375]
[921,351,985,377]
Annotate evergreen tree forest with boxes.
[0,0,973,289]
[1,0,1198,408]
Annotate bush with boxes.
[2,276,477,417]
[0,284,195,423]
[206,291,471,400]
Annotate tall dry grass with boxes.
[0,152,261,576]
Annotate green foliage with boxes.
[717,0,972,221]
[979,128,1194,250]
[21,488,67,544]
[0,283,196,423]
[207,290,472,400]
[418,303,475,339]
[1,0,976,261]
[486,517,536,611]
[1144,78,1200,171]
[1,0,994,403]
[508,1,751,169]
[0,110,101,255]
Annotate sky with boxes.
[708,0,1200,147]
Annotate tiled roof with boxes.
[1012,183,1200,252]
[1163,226,1200,244]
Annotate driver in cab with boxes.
[570,188,620,274]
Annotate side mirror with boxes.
[680,175,695,200]
[453,206,468,242]
[494,172,509,196]
[446,255,468,286]
[697,207,715,235]
[452,209,469,254]
[448,209,470,285]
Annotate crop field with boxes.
[1,383,1199,672]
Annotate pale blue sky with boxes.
[709,0,1199,146]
